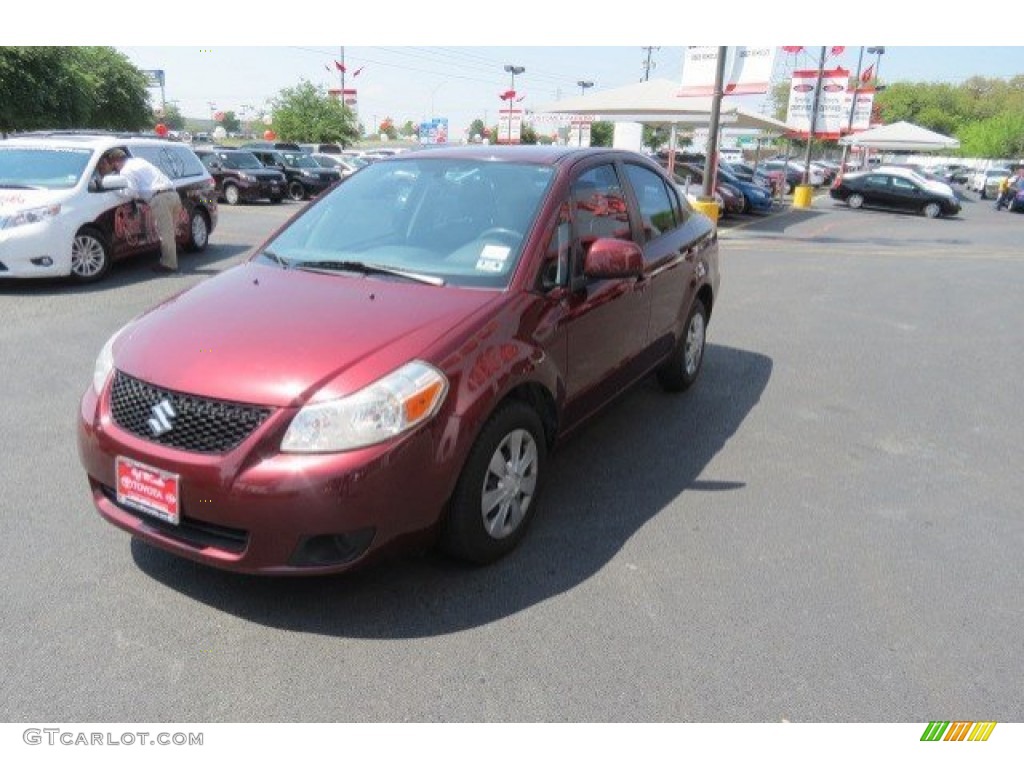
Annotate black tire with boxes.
[657,299,708,392]
[69,227,111,283]
[185,208,210,252]
[287,181,306,202]
[922,202,942,219]
[847,193,865,210]
[439,401,547,565]
[223,183,241,206]
[980,188,987,200]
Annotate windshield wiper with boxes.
[0,183,43,190]
[261,249,291,269]
[294,260,445,286]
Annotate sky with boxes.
[7,1,1024,138]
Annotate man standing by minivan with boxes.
[107,149,182,273]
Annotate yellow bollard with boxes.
[691,198,719,225]
[792,185,814,209]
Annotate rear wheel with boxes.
[439,401,546,565]
[185,209,210,252]
[70,227,110,283]
[847,193,864,210]
[287,181,305,201]
[657,299,708,392]
[223,183,240,206]
[923,202,942,219]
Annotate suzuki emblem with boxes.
[148,399,177,436]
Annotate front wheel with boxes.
[287,181,305,202]
[847,193,864,210]
[657,299,707,392]
[439,401,546,565]
[70,227,111,283]
[923,202,942,219]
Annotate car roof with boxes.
[384,145,649,167]
[0,133,185,151]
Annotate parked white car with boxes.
[969,167,1011,198]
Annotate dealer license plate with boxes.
[115,457,180,526]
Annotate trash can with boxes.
[792,185,814,209]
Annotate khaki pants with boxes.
[150,191,183,269]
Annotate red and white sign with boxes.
[842,87,876,133]
[785,68,849,139]
[679,46,776,97]
[498,108,523,144]
[328,88,358,110]
[568,117,592,147]
[116,457,180,526]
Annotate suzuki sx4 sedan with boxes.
[78,147,720,575]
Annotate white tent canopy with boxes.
[533,78,791,134]
[838,121,960,151]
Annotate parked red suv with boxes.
[78,146,720,575]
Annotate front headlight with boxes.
[281,361,448,453]
[239,173,257,182]
[92,326,127,395]
[0,204,61,230]
[300,170,314,177]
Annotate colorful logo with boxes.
[921,722,997,741]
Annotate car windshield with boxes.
[261,157,555,289]
[0,147,93,189]
[225,152,264,170]
[282,152,320,169]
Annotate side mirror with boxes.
[100,174,129,191]
[583,238,644,280]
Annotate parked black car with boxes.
[195,148,287,205]
[246,149,343,201]
[830,168,961,218]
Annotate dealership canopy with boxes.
[533,78,791,134]
[838,121,960,151]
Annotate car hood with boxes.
[113,262,499,407]
[0,187,72,216]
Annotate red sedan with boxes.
[78,146,720,575]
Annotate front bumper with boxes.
[77,379,455,575]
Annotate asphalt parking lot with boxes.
[1,189,1021,722]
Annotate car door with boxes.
[889,175,924,211]
[621,161,703,364]
[558,162,651,421]
[861,174,893,208]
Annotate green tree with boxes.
[590,121,614,147]
[401,120,417,138]
[269,80,359,146]
[643,124,672,153]
[520,123,538,145]
[469,118,486,141]
[161,103,186,131]
[220,110,241,134]
[378,117,398,140]
[74,47,150,130]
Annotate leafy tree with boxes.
[269,80,359,146]
[469,118,486,141]
[643,124,672,153]
[220,110,241,134]
[378,117,398,140]
[400,120,416,138]
[520,123,538,145]
[590,121,614,147]
[0,46,148,133]
[161,103,186,131]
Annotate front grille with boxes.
[100,485,248,553]
[110,371,271,454]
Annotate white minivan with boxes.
[0,133,218,283]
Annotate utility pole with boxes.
[641,47,659,81]
[803,46,827,185]
[839,46,866,173]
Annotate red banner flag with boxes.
[334,60,346,73]
[861,64,874,83]
[782,46,803,53]
[352,66,365,77]
[830,46,846,56]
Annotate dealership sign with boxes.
[679,47,775,96]
[498,109,523,144]
[843,88,875,132]
[785,68,849,139]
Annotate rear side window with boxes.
[623,163,678,241]
[130,145,206,180]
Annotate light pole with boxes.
[866,46,886,86]
[577,80,593,96]
[839,48,865,173]
[503,65,525,144]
